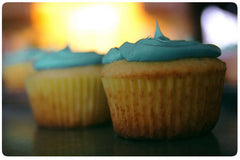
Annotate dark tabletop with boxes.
[2,84,237,156]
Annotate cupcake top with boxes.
[3,48,44,67]
[102,21,221,64]
[34,46,103,71]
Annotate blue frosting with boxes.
[34,46,103,70]
[3,48,44,67]
[102,21,221,64]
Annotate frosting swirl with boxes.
[102,21,221,64]
[34,46,103,70]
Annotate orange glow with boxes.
[31,3,154,54]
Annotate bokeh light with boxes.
[30,3,154,54]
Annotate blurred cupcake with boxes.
[101,22,226,139]
[3,47,43,93]
[25,47,110,128]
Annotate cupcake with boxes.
[101,22,226,139]
[3,47,43,93]
[25,47,110,128]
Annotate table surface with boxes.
[2,85,237,156]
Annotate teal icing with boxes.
[59,45,72,53]
[34,46,103,70]
[102,21,221,64]
[101,48,124,64]
[3,48,45,67]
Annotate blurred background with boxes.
[2,2,237,84]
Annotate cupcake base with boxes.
[102,58,226,139]
[25,65,110,128]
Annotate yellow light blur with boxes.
[30,3,154,54]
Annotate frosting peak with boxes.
[102,21,221,64]
[154,20,169,40]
